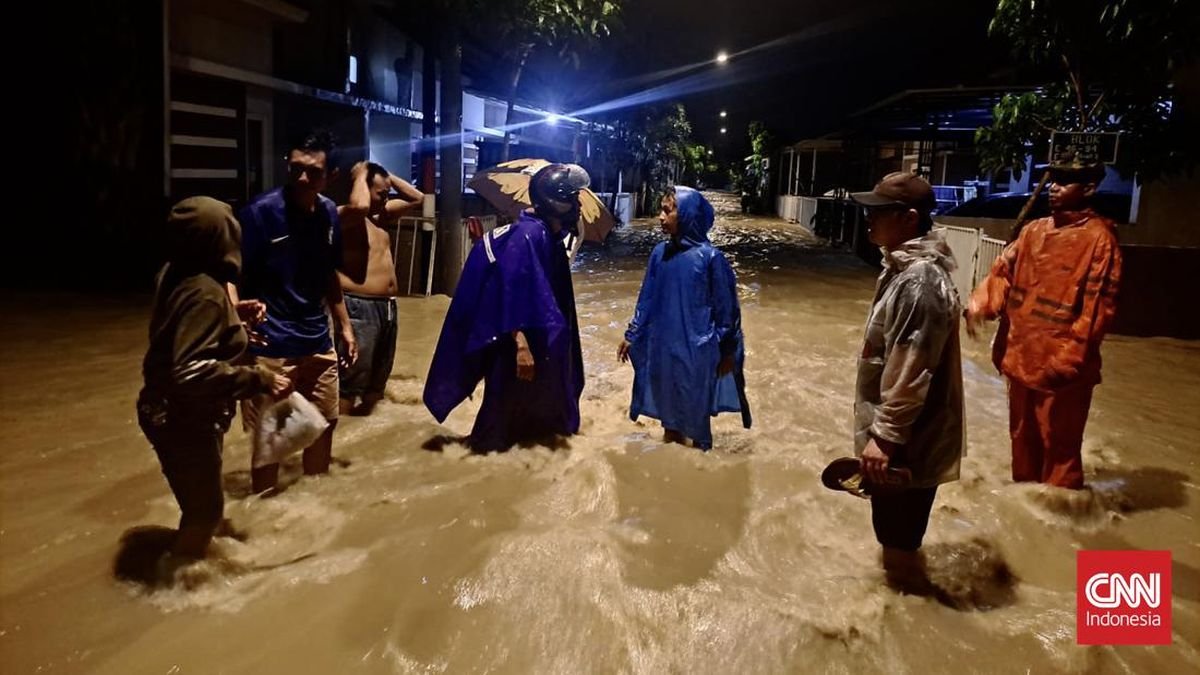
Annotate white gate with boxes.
[937,225,980,301]
[975,235,1007,291]
[934,224,1011,301]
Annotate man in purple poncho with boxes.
[423,164,587,451]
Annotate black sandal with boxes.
[821,457,912,498]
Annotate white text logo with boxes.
[1084,573,1161,609]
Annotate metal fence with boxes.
[813,198,859,247]
[776,194,799,223]
[381,214,501,297]
[976,236,1006,287]
[934,224,1009,301]
[459,215,498,268]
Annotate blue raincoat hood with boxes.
[673,186,714,249]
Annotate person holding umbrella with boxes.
[616,186,751,450]
[466,158,617,253]
[423,163,588,451]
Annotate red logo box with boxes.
[1077,550,1171,645]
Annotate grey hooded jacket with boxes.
[854,229,965,488]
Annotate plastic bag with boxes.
[251,392,329,469]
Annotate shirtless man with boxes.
[336,161,424,415]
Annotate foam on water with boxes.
[1,192,1197,673]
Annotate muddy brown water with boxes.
[1,192,1197,673]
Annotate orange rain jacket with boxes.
[971,209,1122,391]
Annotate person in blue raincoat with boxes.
[617,186,751,450]
[423,164,587,451]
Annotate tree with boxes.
[588,114,647,204]
[740,121,776,213]
[391,0,623,293]
[626,103,693,214]
[492,0,623,161]
[977,0,1200,183]
[681,143,717,187]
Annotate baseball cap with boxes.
[850,171,936,213]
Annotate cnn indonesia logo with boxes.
[1077,550,1172,645]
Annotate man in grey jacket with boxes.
[850,172,965,592]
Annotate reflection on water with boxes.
[1,192,1197,673]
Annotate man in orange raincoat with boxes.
[965,158,1122,490]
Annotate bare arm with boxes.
[337,162,373,284]
[390,174,424,202]
[225,281,268,346]
[383,174,424,218]
[327,273,358,366]
[345,161,371,217]
[328,280,352,331]
[339,162,371,253]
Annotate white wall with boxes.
[368,113,421,181]
[463,93,487,133]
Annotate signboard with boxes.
[1050,131,1121,166]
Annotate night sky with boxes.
[8,0,1012,290]
[514,0,1008,155]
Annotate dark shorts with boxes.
[137,408,225,530]
[337,293,398,399]
[870,486,938,551]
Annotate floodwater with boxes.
[1,192,1197,674]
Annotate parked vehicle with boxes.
[943,191,1133,223]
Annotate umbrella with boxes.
[467,159,616,243]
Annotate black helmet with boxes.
[530,163,590,217]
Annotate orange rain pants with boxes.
[1008,380,1093,489]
